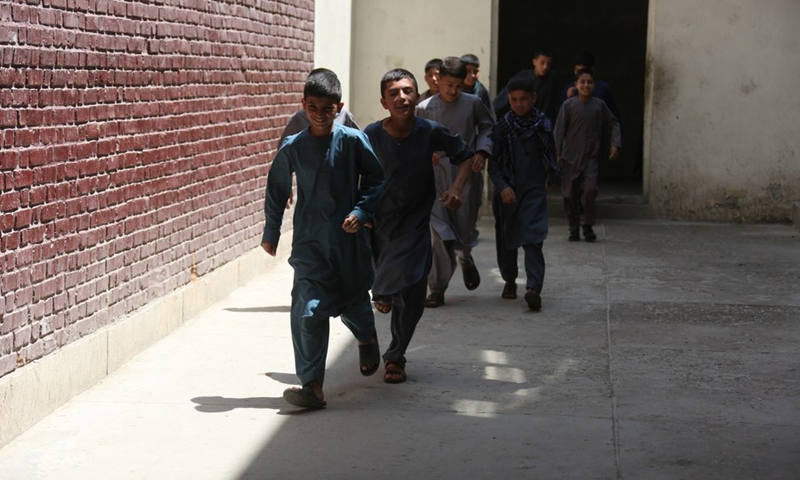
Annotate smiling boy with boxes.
[365,68,473,383]
[415,56,494,308]
[262,69,384,408]
[554,68,621,242]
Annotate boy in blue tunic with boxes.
[365,69,473,383]
[488,75,558,311]
[262,70,384,409]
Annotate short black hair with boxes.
[574,51,595,68]
[425,58,443,72]
[380,68,418,97]
[460,54,480,67]
[438,56,467,80]
[304,68,342,103]
[532,48,553,59]
[507,74,536,94]
[575,67,595,81]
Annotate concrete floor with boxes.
[0,217,798,479]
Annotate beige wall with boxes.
[350,0,494,127]
[644,0,800,222]
[314,0,354,107]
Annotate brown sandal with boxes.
[383,361,407,384]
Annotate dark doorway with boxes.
[497,0,649,188]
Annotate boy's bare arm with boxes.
[440,157,475,210]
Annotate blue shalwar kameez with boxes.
[262,124,384,387]
[488,109,556,293]
[365,118,472,365]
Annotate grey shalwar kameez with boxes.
[553,96,621,229]
[415,93,494,294]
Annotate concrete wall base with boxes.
[0,233,293,448]
[793,202,800,232]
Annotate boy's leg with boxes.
[522,242,545,311]
[561,168,581,240]
[492,193,518,288]
[290,293,330,387]
[522,242,545,293]
[339,290,377,343]
[383,275,427,366]
[428,227,456,297]
[580,160,600,227]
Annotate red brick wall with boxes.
[0,0,314,377]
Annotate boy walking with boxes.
[494,49,561,123]
[419,58,443,102]
[460,54,493,113]
[415,56,494,308]
[365,69,473,383]
[554,68,621,242]
[262,69,384,409]
[488,75,557,311]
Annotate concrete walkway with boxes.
[1,217,798,479]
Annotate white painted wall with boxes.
[644,0,800,221]
[314,0,354,107]
[349,0,494,127]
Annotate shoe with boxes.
[582,225,597,242]
[461,258,481,290]
[283,385,326,409]
[524,289,542,311]
[568,230,580,242]
[501,283,517,299]
[425,292,445,308]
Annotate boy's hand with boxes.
[439,188,463,210]
[342,214,361,233]
[261,242,277,257]
[566,86,577,98]
[500,187,516,204]
[471,152,487,172]
[432,152,441,166]
[609,146,620,160]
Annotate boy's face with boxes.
[573,63,589,75]
[508,89,536,117]
[464,64,479,87]
[424,67,440,93]
[437,74,464,103]
[302,95,343,135]
[532,55,553,77]
[380,78,418,119]
[575,73,595,97]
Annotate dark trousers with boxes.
[383,274,428,366]
[493,194,546,293]
[561,160,599,229]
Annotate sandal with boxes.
[461,261,481,291]
[383,361,407,384]
[502,283,517,299]
[283,385,326,409]
[358,330,380,376]
[425,292,444,308]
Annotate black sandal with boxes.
[358,331,380,376]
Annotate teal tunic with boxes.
[262,124,384,317]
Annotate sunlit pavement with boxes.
[1,217,799,479]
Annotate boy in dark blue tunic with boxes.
[488,75,558,311]
[365,69,473,383]
[262,69,384,408]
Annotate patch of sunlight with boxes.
[452,399,498,418]
[484,366,526,384]
[481,349,509,364]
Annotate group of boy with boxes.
[263,49,621,409]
